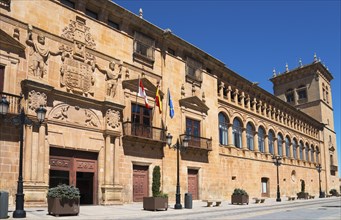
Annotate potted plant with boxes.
[143,166,168,211]
[47,184,80,216]
[231,188,249,205]
[297,180,309,199]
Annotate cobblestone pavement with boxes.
[5,197,341,220]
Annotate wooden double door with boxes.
[49,148,98,205]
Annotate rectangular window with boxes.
[297,89,307,99]
[108,20,119,30]
[60,0,75,9]
[0,65,4,92]
[186,57,202,82]
[131,104,152,138]
[86,8,98,20]
[186,118,201,147]
[133,32,155,61]
[261,177,269,197]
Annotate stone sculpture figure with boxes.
[26,25,58,78]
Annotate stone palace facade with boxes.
[0,0,339,206]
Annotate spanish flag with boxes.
[155,87,162,113]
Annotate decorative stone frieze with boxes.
[50,104,100,128]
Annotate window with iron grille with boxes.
[186,57,202,82]
[133,32,155,61]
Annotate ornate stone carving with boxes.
[60,58,95,96]
[26,25,53,78]
[50,158,70,168]
[62,16,96,49]
[106,109,121,129]
[97,61,122,98]
[50,104,100,128]
[59,17,96,97]
[28,90,47,111]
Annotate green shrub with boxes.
[301,180,305,193]
[232,188,248,196]
[151,166,168,198]
[47,184,80,200]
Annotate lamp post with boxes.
[316,164,323,198]
[272,155,282,202]
[0,96,46,218]
[166,133,189,209]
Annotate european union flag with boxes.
[168,88,174,118]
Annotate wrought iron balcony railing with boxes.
[1,92,21,114]
[179,134,212,151]
[122,121,166,143]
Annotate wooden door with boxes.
[133,165,148,202]
[188,169,198,200]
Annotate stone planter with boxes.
[47,197,80,216]
[143,197,168,211]
[231,195,249,205]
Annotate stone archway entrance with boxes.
[49,147,98,205]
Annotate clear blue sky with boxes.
[115,0,341,176]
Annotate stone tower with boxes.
[270,57,339,191]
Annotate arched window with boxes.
[299,141,304,160]
[246,122,254,150]
[268,130,275,155]
[311,145,315,163]
[277,134,283,156]
[285,136,290,157]
[258,127,265,153]
[218,113,228,146]
[292,139,297,159]
[305,143,310,162]
[233,118,242,148]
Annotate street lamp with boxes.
[272,155,282,202]
[166,133,189,209]
[0,96,46,218]
[316,164,323,198]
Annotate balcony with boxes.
[0,92,21,115]
[330,165,338,172]
[122,121,166,144]
[180,134,212,151]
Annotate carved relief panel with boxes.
[49,103,100,128]
[28,90,47,112]
[106,109,121,131]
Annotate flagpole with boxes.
[133,77,140,134]
[165,88,169,129]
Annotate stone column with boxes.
[252,98,257,113]
[219,82,224,98]
[228,123,233,146]
[113,137,120,185]
[241,92,245,108]
[234,89,239,103]
[264,135,269,153]
[227,86,231,102]
[104,134,114,185]
[289,142,293,159]
[254,131,259,152]
[242,128,247,150]
[246,96,251,109]
[24,125,33,181]
[37,124,45,182]
[274,137,278,156]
